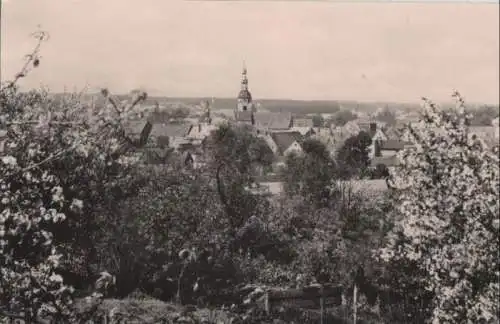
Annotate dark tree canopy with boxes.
[206,124,274,230]
[312,114,324,127]
[331,110,357,127]
[283,139,337,207]
[335,131,372,179]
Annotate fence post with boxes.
[264,291,270,314]
[353,284,358,324]
[320,284,325,324]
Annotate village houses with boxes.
[115,65,499,196]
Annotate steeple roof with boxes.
[238,62,252,102]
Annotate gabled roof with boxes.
[380,139,410,151]
[186,123,217,140]
[124,120,149,136]
[382,127,402,141]
[150,123,190,138]
[290,126,315,136]
[270,131,303,155]
[292,118,313,128]
[254,112,292,130]
[257,133,279,154]
[124,121,188,138]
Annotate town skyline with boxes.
[1,1,499,104]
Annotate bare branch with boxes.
[1,28,49,91]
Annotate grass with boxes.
[75,297,237,323]
[74,297,387,324]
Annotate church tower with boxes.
[235,62,255,124]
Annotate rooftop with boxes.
[254,112,293,130]
[271,131,303,155]
[379,139,411,151]
[292,118,314,128]
[371,155,399,167]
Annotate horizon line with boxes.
[44,91,499,106]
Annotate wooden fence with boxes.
[262,284,344,323]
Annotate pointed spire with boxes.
[241,60,248,89]
[206,99,212,125]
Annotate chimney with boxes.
[198,124,202,133]
[375,140,382,157]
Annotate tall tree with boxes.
[206,124,273,231]
[380,93,499,323]
[335,131,372,179]
[282,139,337,208]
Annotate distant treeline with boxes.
[146,98,426,115]
[150,107,190,122]
[49,93,495,119]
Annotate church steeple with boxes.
[237,62,252,110]
[235,62,256,126]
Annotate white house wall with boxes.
[380,150,398,158]
[372,129,387,141]
[284,141,303,156]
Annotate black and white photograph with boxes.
[0,0,499,323]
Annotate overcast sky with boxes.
[1,1,499,103]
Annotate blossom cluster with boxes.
[379,93,499,323]
[0,87,148,321]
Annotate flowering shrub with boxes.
[379,92,500,323]
[0,32,150,321]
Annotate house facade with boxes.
[283,140,303,156]
[367,128,388,159]
[370,139,412,171]
[270,131,304,157]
